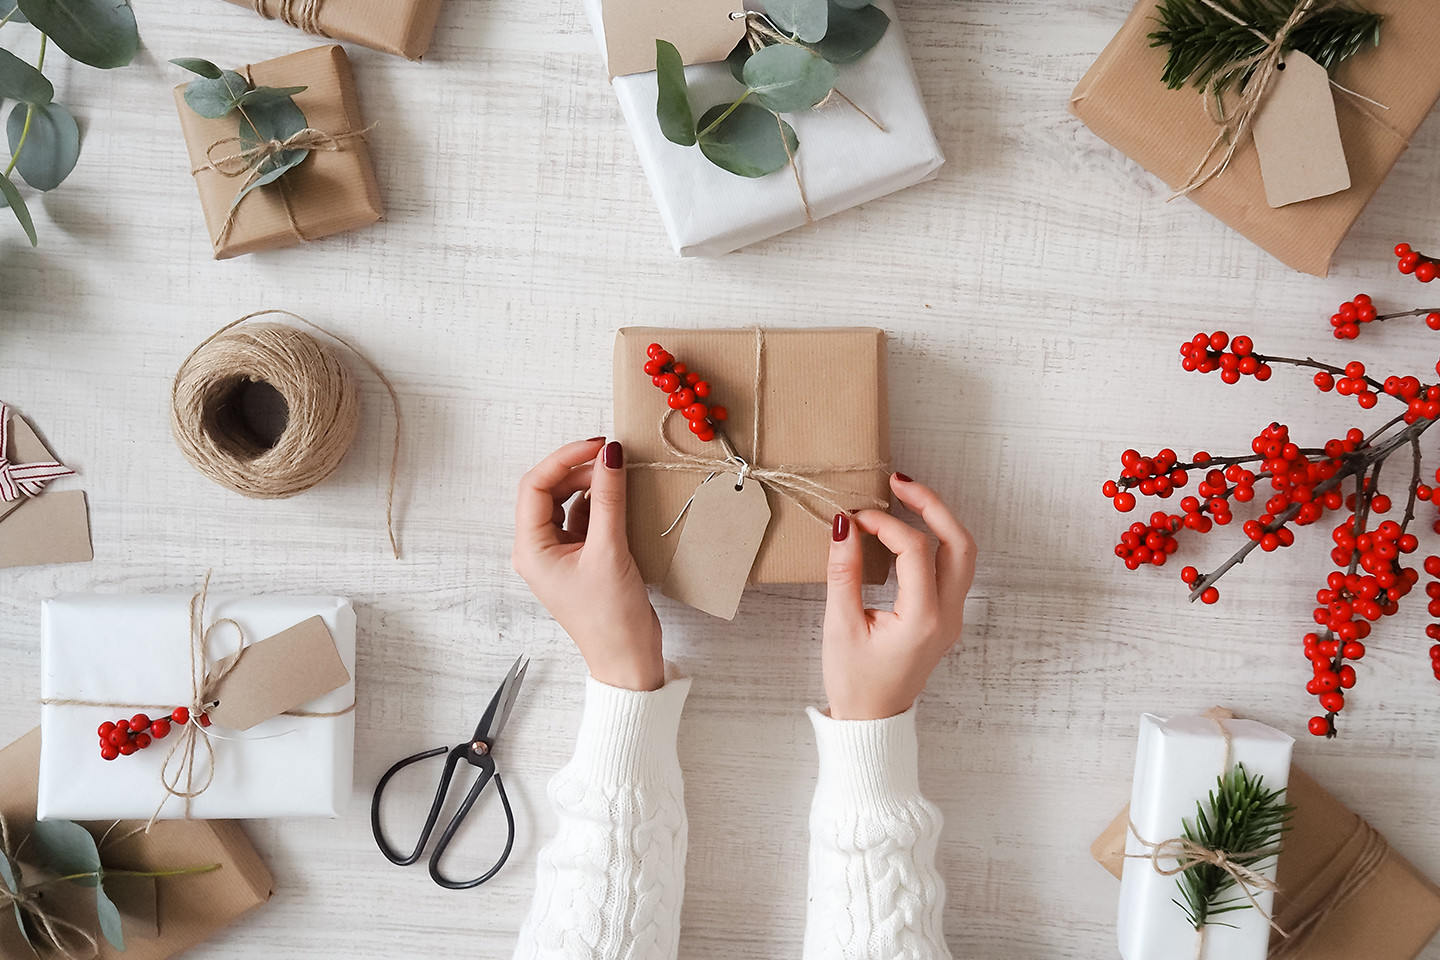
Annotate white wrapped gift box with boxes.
[1118,713,1294,960]
[586,0,945,256]
[39,593,356,820]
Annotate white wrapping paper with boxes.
[1118,714,1294,960]
[38,593,356,820]
[587,0,945,256]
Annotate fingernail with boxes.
[603,441,624,470]
[586,436,605,443]
[832,512,849,542]
[894,472,914,483]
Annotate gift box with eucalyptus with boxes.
[614,327,892,619]
[1070,0,1440,277]
[585,0,944,256]
[173,44,382,259]
[0,729,274,959]
[222,0,445,60]
[38,591,357,821]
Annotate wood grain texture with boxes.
[3,0,1440,956]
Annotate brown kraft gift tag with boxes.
[600,0,745,77]
[205,616,351,730]
[223,0,445,60]
[0,410,92,569]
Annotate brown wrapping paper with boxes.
[223,0,444,60]
[1093,767,1440,960]
[173,45,383,259]
[0,729,274,959]
[614,327,893,585]
[1069,0,1440,277]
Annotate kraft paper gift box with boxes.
[39,593,356,820]
[585,0,944,256]
[0,406,92,569]
[1,728,274,959]
[1113,713,1294,960]
[1095,767,1440,960]
[174,45,382,259]
[614,327,892,586]
[1069,0,1440,277]
[222,0,444,60]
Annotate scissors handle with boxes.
[428,766,516,890]
[371,744,461,866]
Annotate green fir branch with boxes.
[1150,0,1382,95]
[1173,763,1293,930]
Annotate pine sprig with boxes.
[1150,0,1382,95]
[1173,764,1293,930]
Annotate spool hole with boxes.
[205,377,290,459]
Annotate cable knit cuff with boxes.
[807,705,923,817]
[569,663,691,784]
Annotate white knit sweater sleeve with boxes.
[512,668,691,960]
[803,706,951,960]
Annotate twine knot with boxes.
[0,402,76,502]
[0,815,99,960]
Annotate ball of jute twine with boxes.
[171,309,401,558]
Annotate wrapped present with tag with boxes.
[0,402,92,569]
[38,584,356,820]
[585,0,944,256]
[173,45,382,259]
[1070,0,1440,277]
[221,0,445,60]
[1,728,274,959]
[614,327,892,619]
[1112,711,1295,960]
[1094,716,1440,960]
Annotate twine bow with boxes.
[0,403,76,503]
[0,815,99,960]
[632,329,890,524]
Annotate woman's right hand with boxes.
[511,438,665,692]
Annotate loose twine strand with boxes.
[251,0,330,36]
[1266,816,1388,959]
[0,815,98,960]
[630,328,889,523]
[171,310,402,559]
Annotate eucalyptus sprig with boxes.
[0,0,140,246]
[1,818,219,952]
[1174,764,1293,930]
[655,0,889,179]
[1150,0,1382,96]
[172,57,311,209]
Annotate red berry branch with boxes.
[644,342,729,442]
[1106,248,1440,739]
[96,707,208,761]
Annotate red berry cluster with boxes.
[96,707,205,761]
[1179,331,1270,382]
[1102,448,1188,512]
[1313,360,1381,408]
[1114,512,1180,570]
[1395,242,1439,283]
[1329,295,1377,340]
[1426,556,1440,682]
[644,343,728,443]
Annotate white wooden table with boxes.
[4,0,1440,957]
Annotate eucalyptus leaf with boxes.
[810,1,889,64]
[169,57,222,79]
[0,174,37,246]
[0,47,52,106]
[743,43,837,113]
[764,0,827,43]
[0,853,31,949]
[14,0,139,69]
[8,101,79,190]
[830,0,872,9]
[94,882,124,950]
[696,101,797,178]
[234,84,307,108]
[725,38,750,83]
[239,95,308,173]
[231,152,305,207]
[30,820,101,886]
[183,70,249,120]
[655,40,695,147]
[3,2,28,22]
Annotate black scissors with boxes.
[371,655,529,889]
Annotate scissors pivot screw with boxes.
[471,740,489,755]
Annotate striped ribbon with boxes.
[0,402,76,502]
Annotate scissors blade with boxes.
[473,655,528,744]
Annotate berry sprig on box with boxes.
[97,707,208,761]
[1105,252,1440,738]
[644,343,729,443]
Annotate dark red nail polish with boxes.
[832,512,849,542]
[603,441,624,470]
[894,472,914,483]
[586,436,605,442]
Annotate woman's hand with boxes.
[822,474,977,720]
[512,438,665,692]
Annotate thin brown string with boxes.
[629,328,890,523]
[0,814,100,960]
[251,0,330,36]
[171,310,403,559]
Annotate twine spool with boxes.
[171,310,400,557]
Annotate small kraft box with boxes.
[223,0,445,60]
[1069,0,1440,277]
[174,45,383,259]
